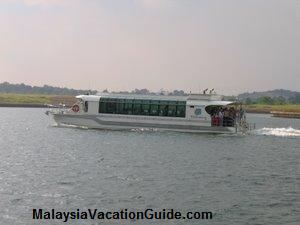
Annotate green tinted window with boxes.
[176,104,186,117]
[124,102,133,114]
[99,101,107,113]
[106,102,116,113]
[116,102,124,114]
[141,100,150,115]
[133,100,142,115]
[168,104,176,117]
[149,103,158,116]
[99,98,186,117]
[158,103,168,116]
[100,98,108,102]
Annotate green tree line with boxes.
[244,95,300,104]
[0,82,97,95]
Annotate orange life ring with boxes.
[72,104,80,112]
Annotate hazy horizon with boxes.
[2,81,300,96]
[1,0,299,95]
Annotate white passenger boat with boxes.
[46,93,252,134]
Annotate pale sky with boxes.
[0,0,299,95]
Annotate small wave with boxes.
[51,123,88,130]
[254,127,300,137]
[130,128,158,132]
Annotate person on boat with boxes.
[218,109,224,126]
[228,107,236,127]
[222,108,228,126]
[239,107,245,120]
[212,113,220,126]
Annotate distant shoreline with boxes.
[0,93,76,108]
[0,103,49,108]
[244,104,300,114]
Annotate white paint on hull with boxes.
[53,114,235,134]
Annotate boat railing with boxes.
[45,103,69,115]
[237,120,256,133]
[248,123,256,131]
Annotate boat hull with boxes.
[52,113,236,134]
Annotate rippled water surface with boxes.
[0,108,299,224]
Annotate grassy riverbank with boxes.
[0,93,76,106]
[244,104,300,113]
[1,93,300,113]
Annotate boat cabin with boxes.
[72,93,237,127]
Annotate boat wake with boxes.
[254,127,300,137]
[130,128,159,132]
[51,123,89,130]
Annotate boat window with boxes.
[98,97,186,118]
[124,100,133,114]
[116,99,124,114]
[149,103,158,116]
[99,101,107,113]
[132,100,141,115]
[158,101,168,116]
[141,100,150,115]
[168,104,176,117]
[176,104,186,117]
[106,101,117,113]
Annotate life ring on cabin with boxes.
[71,104,80,112]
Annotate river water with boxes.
[0,108,299,224]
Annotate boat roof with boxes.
[76,93,234,106]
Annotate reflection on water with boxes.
[0,108,299,225]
